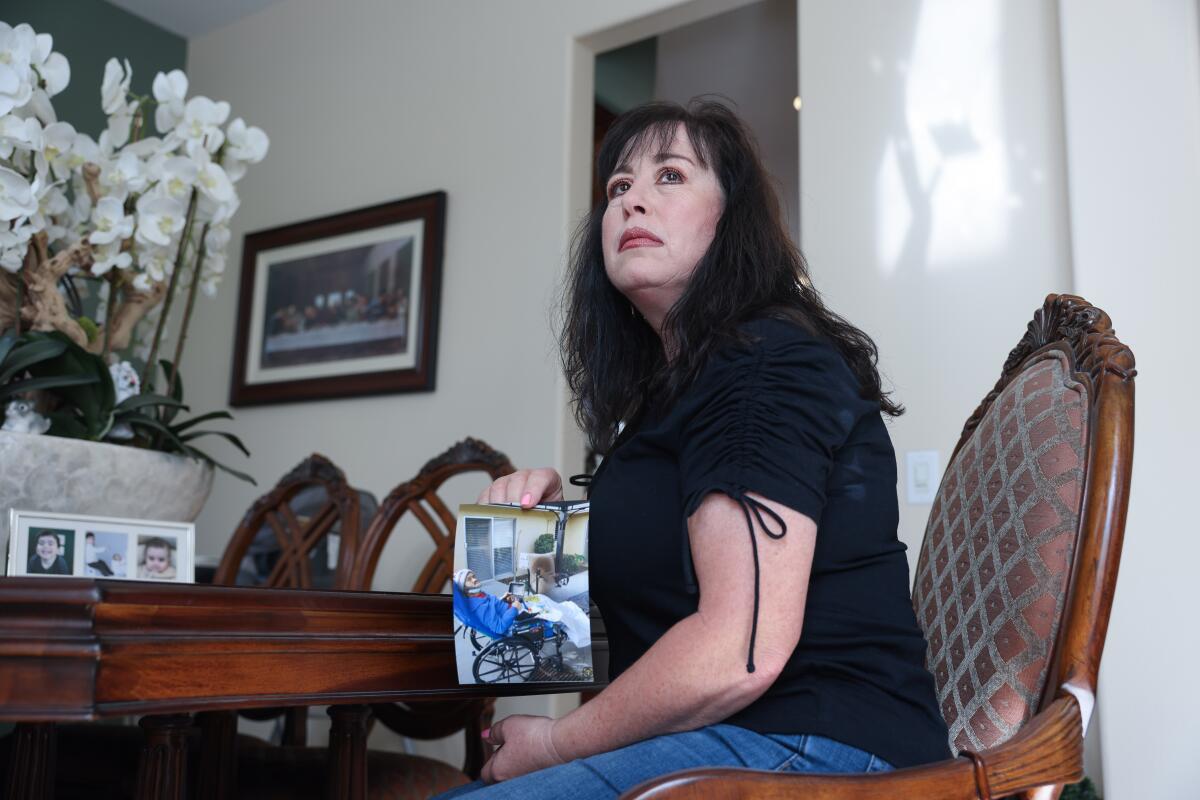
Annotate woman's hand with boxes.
[477,468,564,508]
[481,714,565,783]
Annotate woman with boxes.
[439,100,949,798]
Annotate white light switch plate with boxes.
[906,450,941,505]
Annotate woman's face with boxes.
[601,125,724,318]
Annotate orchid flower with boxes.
[100,57,131,116]
[134,193,186,247]
[0,165,36,221]
[89,196,133,246]
[152,69,187,134]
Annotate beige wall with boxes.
[796,0,1098,785]
[1057,2,1200,798]
[798,0,1075,560]
[655,0,800,243]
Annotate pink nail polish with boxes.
[521,492,532,506]
[481,728,490,739]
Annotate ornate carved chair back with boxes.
[346,437,515,780]
[213,453,362,590]
[345,437,516,592]
[911,294,1135,766]
[210,453,362,747]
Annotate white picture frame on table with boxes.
[5,509,195,583]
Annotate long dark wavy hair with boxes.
[561,99,901,454]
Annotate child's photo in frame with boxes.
[83,531,129,578]
[26,528,73,576]
[137,535,178,580]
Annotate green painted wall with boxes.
[3,0,186,138]
[595,37,656,114]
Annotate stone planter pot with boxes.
[0,431,214,548]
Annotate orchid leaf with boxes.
[178,429,250,457]
[0,337,69,385]
[180,443,257,485]
[168,410,232,434]
[0,373,99,401]
[114,392,189,414]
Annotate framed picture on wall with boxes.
[5,509,196,583]
[229,191,446,406]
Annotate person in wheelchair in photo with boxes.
[453,568,554,641]
[453,568,573,684]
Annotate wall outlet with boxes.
[906,450,941,505]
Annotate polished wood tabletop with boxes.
[0,577,606,722]
[0,578,607,798]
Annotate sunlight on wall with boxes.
[875,0,1019,273]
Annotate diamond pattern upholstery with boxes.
[913,351,1088,754]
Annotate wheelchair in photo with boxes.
[453,583,570,683]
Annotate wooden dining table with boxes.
[0,577,607,800]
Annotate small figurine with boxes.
[107,360,141,441]
[1,398,51,435]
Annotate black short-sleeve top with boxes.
[587,318,950,769]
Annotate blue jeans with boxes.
[432,724,893,800]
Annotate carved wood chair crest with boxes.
[214,453,362,589]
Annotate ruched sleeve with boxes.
[677,319,870,671]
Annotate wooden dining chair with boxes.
[622,293,1136,800]
[344,436,516,782]
[230,438,516,800]
[211,452,367,748]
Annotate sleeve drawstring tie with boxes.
[735,490,788,673]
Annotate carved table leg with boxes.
[3,722,55,800]
[464,698,496,780]
[196,710,238,800]
[326,705,371,800]
[134,714,191,800]
[283,705,309,746]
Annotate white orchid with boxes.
[152,69,187,133]
[1,26,265,391]
[134,193,186,247]
[0,165,36,221]
[137,244,173,283]
[89,196,133,245]
[123,135,166,159]
[102,99,137,151]
[175,96,229,157]
[193,152,234,204]
[0,113,40,158]
[0,221,32,273]
[197,190,239,226]
[225,118,269,164]
[155,155,197,201]
[30,33,68,97]
[63,131,100,171]
[204,224,230,255]
[0,23,35,116]
[90,241,131,276]
[24,88,55,125]
[40,120,73,170]
[100,58,131,115]
[100,150,147,199]
[31,181,69,244]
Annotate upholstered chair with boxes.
[623,294,1135,800]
